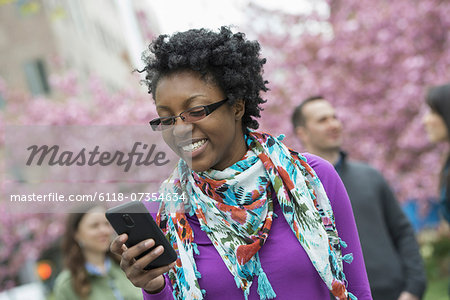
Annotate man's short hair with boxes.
[291,95,325,129]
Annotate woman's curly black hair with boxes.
[141,26,269,129]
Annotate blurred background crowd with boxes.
[0,0,449,299]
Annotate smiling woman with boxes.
[53,205,142,300]
[110,26,373,300]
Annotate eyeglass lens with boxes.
[150,98,228,131]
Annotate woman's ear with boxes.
[233,100,245,120]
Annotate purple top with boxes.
[143,153,373,299]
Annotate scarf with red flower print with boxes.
[156,130,356,300]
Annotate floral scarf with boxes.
[157,131,356,300]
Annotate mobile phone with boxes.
[105,201,177,270]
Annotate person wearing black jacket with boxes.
[292,96,427,300]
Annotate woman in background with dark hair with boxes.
[423,83,450,223]
[53,205,141,300]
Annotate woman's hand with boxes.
[110,234,175,293]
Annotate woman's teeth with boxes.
[182,139,206,152]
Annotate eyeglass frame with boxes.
[149,97,229,131]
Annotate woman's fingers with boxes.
[124,242,168,277]
[130,245,166,272]
[121,239,155,265]
[110,234,128,255]
[111,236,175,290]
[133,262,176,291]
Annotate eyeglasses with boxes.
[149,98,229,131]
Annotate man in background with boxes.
[292,96,426,300]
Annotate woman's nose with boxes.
[101,222,113,234]
[172,119,193,137]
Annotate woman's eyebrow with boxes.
[156,94,207,110]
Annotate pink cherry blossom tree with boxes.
[0,71,162,290]
[244,0,450,204]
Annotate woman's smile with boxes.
[178,138,207,152]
